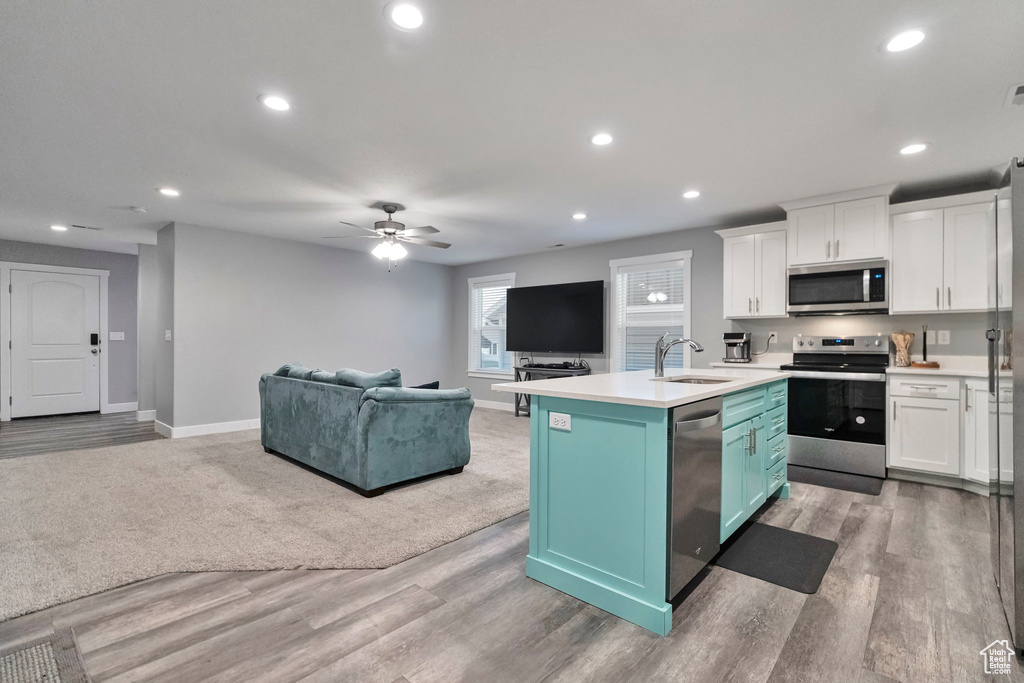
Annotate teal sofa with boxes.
[259,365,474,496]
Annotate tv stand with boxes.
[512,364,591,417]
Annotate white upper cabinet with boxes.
[833,196,889,262]
[891,199,996,314]
[719,223,787,319]
[997,199,1013,308]
[754,231,788,316]
[787,205,834,266]
[785,193,890,267]
[722,234,756,318]
[943,204,990,311]
[891,210,944,313]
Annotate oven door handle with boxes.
[785,370,887,382]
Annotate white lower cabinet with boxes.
[890,395,961,475]
[963,378,992,485]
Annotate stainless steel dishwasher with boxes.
[668,396,723,601]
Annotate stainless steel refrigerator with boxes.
[992,159,1021,649]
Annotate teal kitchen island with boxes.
[492,368,790,636]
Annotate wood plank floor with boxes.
[0,411,164,459]
[1,478,1020,682]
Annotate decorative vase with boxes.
[892,331,914,367]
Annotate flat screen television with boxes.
[506,280,604,353]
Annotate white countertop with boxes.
[709,353,791,371]
[886,356,1012,378]
[491,368,788,409]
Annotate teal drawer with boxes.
[722,387,766,429]
[766,431,787,469]
[767,456,787,495]
[766,404,787,440]
[766,380,788,410]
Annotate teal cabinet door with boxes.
[744,415,767,516]
[721,420,749,542]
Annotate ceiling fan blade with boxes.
[397,235,451,249]
[398,225,439,236]
[321,235,381,240]
[338,220,380,234]
[71,224,104,231]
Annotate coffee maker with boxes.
[722,332,751,363]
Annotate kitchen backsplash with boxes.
[732,311,991,358]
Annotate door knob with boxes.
[91,348,99,355]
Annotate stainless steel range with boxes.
[780,335,889,478]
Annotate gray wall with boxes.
[448,225,728,404]
[449,225,993,405]
[0,238,138,405]
[154,225,175,424]
[169,223,454,428]
[137,243,158,413]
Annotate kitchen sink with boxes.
[655,376,733,385]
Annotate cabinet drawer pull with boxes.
[773,445,784,454]
[906,384,940,391]
[772,391,785,400]
[773,418,784,427]
[772,472,784,482]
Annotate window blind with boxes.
[613,260,689,371]
[468,274,515,374]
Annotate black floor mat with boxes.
[787,464,884,496]
[714,522,837,594]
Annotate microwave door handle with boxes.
[863,269,870,302]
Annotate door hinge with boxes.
[7,284,10,293]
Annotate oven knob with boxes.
[874,339,882,346]
[798,340,804,346]
[808,340,815,346]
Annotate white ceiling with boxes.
[1,1,1022,263]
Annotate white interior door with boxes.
[10,269,100,417]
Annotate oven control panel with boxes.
[792,335,890,353]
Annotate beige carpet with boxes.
[0,408,529,620]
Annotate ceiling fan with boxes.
[322,203,450,264]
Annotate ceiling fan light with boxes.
[372,242,391,259]
[389,242,408,260]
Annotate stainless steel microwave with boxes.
[787,260,888,315]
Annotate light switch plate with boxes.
[549,412,571,431]
[937,330,950,345]
[164,330,172,341]
[109,332,125,341]
[926,329,937,346]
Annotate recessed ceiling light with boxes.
[590,133,613,146]
[50,224,68,232]
[899,142,928,155]
[886,29,925,52]
[158,187,180,197]
[258,94,290,111]
[682,190,700,199]
[387,2,424,30]
[572,213,587,220]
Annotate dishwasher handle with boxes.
[674,410,722,433]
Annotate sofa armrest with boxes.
[358,388,473,490]
[361,387,472,404]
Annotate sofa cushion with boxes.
[336,368,402,390]
[274,363,313,380]
[411,380,440,390]
[310,369,336,384]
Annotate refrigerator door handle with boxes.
[986,328,999,394]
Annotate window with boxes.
[609,251,692,372]
[468,273,516,377]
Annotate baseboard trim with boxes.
[136,409,156,422]
[157,418,261,439]
[104,402,138,414]
[154,420,173,438]
[474,399,514,412]
[887,467,979,493]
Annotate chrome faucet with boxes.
[654,332,704,377]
